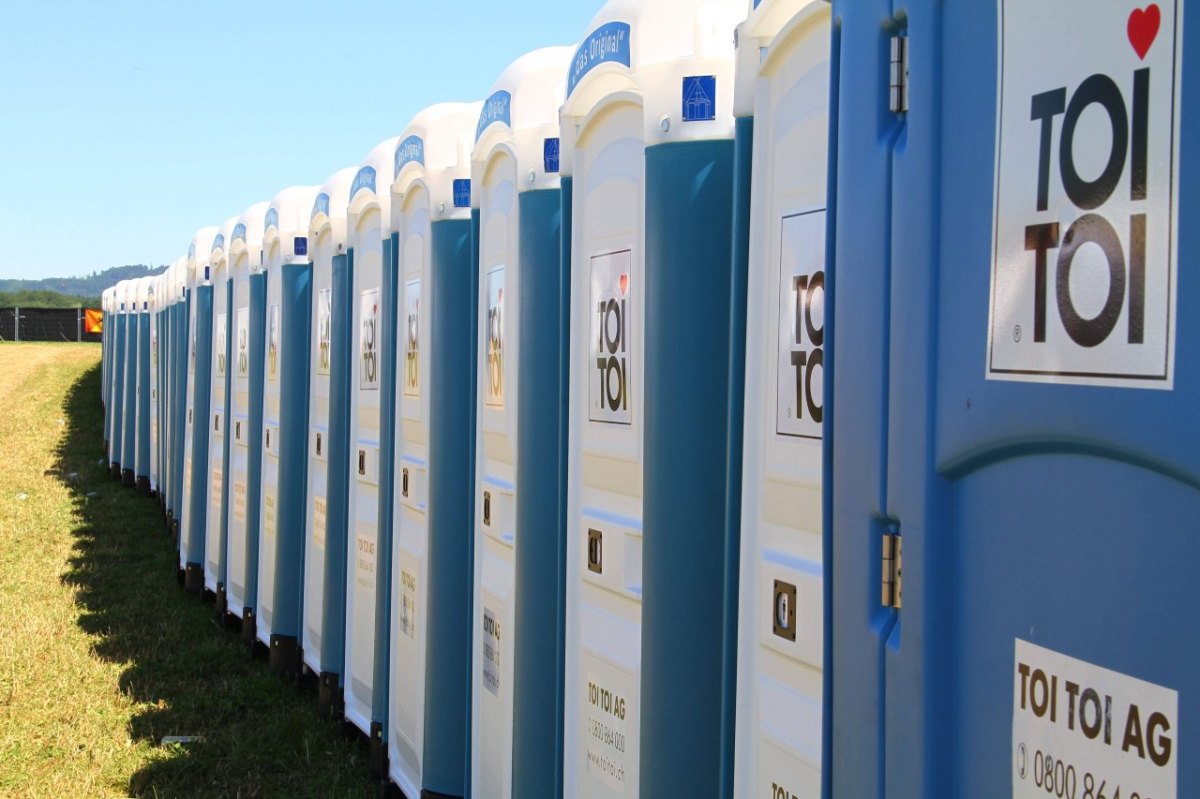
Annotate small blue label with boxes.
[544,137,561,174]
[351,165,376,201]
[476,90,512,141]
[188,243,196,260]
[568,21,631,98]
[211,233,225,255]
[394,135,425,178]
[311,192,330,221]
[232,223,247,243]
[264,207,279,232]
[682,76,717,122]
[453,179,472,208]
[294,236,308,257]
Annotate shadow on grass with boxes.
[54,363,376,798]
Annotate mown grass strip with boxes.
[0,344,375,798]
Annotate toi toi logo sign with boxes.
[778,211,825,439]
[590,251,632,425]
[360,289,380,390]
[989,1,1180,387]
[485,268,505,407]
[404,280,421,397]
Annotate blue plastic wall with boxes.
[829,2,1199,796]
[185,286,214,573]
[319,252,354,681]
[422,217,476,797]
[241,272,268,615]
[640,138,739,797]
[267,262,313,641]
[510,186,567,799]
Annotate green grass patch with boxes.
[0,344,375,797]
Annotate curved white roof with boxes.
[473,46,574,193]
[231,201,270,275]
[188,227,220,287]
[264,185,320,265]
[309,167,358,248]
[390,102,483,226]
[562,0,743,150]
[349,136,402,231]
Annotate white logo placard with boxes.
[778,210,826,438]
[236,307,249,378]
[316,289,332,377]
[1013,639,1177,798]
[215,313,227,378]
[403,280,421,398]
[359,288,380,390]
[589,250,632,425]
[485,267,506,408]
[268,304,280,381]
[989,0,1180,388]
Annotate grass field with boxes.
[0,343,375,798]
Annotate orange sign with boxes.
[84,309,103,334]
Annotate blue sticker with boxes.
[188,242,196,260]
[294,236,308,257]
[264,207,279,232]
[394,135,425,178]
[453,179,472,208]
[476,90,512,141]
[211,233,226,255]
[232,223,247,243]
[351,165,376,200]
[567,21,631,98]
[544,137,561,174]
[311,192,330,221]
[682,76,717,122]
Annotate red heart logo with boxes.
[618,273,629,295]
[1128,4,1161,60]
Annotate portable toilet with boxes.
[181,226,220,592]
[150,273,162,503]
[101,286,114,450]
[134,275,154,495]
[301,167,356,685]
[829,2,1195,796]
[171,258,190,539]
[206,217,239,608]
[225,202,269,631]
[467,46,572,799]
[727,1,830,796]
[385,101,482,798]
[256,184,318,651]
[108,279,130,479]
[120,277,141,488]
[343,135,400,757]
[559,1,744,795]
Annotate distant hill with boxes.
[0,264,165,308]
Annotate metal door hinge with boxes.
[889,36,909,113]
[881,532,902,609]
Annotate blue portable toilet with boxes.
[165,259,187,533]
[102,286,116,456]
[171,257,191,541]
[343,135,400,761]
[108,280,130,479]
[558,1,744,795]
[301,166,357,685]
[149,274,162,502]
[729,1,830,795]
[829,2,1193,797]
[133,276,154,495]
[181,226,220,592]
[468,45,572,799]
[206,217,239,608]
[384,101,482,799]
[255,184,319,653]
[225,202,270,630]
[120,278,141,488]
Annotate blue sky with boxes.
[0,0,600,280]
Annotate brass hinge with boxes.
[881,532,903,609]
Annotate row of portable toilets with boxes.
[97,0,1197,796]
